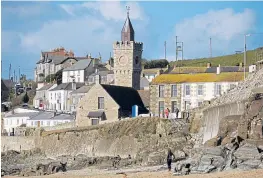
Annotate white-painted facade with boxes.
[48,90,72,112]
[62,70,85,83]
[26,119,72,128]
[3,116,30,135]
[33,84,57,110]
[180,81,239,111]
[144,74,157,82]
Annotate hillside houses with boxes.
[149,65,246,117]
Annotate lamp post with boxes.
[244,34,251,80]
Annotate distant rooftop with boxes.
[151,72,245,84]
[63,59,92,71]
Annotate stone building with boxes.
[76,75,147,127]
[150,71,244,117]
[70,84,94,112]
[113,10,143,90]
[34,47,75,82]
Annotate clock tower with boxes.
[113,6,143,90]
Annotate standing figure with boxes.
[167,148,175,171]
[165,108,170,119]
[174,106,179,119]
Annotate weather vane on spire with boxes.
[126,6,130,17]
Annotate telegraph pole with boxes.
[164,41,167,60]
[9,64,11,80]
[175,36,178,62]
[19,66,20,83]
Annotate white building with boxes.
[62,58,101,83]
[150,71,244,116]
[33,83,57,109]
[3,111,39,135]
[3,109,74,135]
[26,112,74,128]
[48,82,84,112]
[180,81,238,110]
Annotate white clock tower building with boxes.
[113,7,143,90]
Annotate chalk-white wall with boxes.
[180,82,239,111]
[48,90,72,112]
[3,116,29,135]
[26,119,72,127]
[62,70,85,83]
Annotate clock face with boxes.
[118,56,128,66]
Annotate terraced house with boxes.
[150,65,246,117]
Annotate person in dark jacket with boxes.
[167,148,175,171]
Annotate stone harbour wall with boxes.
[1,136,36,152]
[202,100,246,144]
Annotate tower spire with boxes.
[121,6,134,42]
[126,6,130,17]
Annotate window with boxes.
[31,121,33,126]
[34,121,38,126]
[17,119,19,125]
[159,101,164,116]
[98,97,104,109]
[198,102,203,107]
[91,119,99,125]
[47,121,50,126]
[171,85,177,97]
[51,93,52,100]
[185,85,190,96]
[215,84,222,95]
[54,121,58,125]
[198,85,203,95]
[159,85,164,97]
[41,121,43,126]
[171,101,178,113]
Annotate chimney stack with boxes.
[216,64,221,74]
[95,74,101,85]
[207,62,211,68]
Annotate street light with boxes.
[244,34,251,80]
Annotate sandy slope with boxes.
[4,166,263,178]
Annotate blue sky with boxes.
[2,1,263,79]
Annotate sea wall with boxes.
[35,117,188,159]
[1,136,36,152]
[202,100,246,144]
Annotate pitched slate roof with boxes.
[37,83,55,91]
[27,112,74,121]
[50,83,84,91]
[2,79,15,89]
[87,111,105,117]
[101,84,148,113]
[71,84,94,94]
[152,72,245,84]
[205,66,247,73]
[137,90,150,108]
[63,59,92,71]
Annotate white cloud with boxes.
[19,2,148,61]
[60,1,145,21]
[174,8,256,59]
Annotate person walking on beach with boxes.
[167,148,175,171]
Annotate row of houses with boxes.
[2,108,74,135]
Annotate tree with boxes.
[44,74,56,83]
[55,69,63,85]
[22,92,29,103]
[143,59,169,69]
